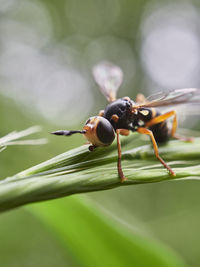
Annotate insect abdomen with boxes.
[149,122,169,143]
[149,109,170,143]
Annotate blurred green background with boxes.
[1,0,200,266]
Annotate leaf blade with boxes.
[30,196,186,267]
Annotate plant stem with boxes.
[0,136,200,212]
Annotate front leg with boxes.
[98,110,104,117]
[88,145,97,151]
[116,129,127,182]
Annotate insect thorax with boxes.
[103,98,134,130]
[130,108,155,130]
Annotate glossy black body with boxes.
[104,98,134,130]
[96,117,115,144]
[104,98,170,143]
[148,111,169,143]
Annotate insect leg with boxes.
[88,145,97,151]
[111,114,119,122]
[135,93,146,103]
[98,110,104,117]
[137,127,175,176]
[169,112,192,141]
[123,96,131,101]
[145,110,192,141]
[116,129,127,182]
[173,133,193,142]
[119,129,130,136]
[145,111,176,127]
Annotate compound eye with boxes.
[96,117,115,145]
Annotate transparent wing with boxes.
[134,88,200,108]
[92,61,123,102]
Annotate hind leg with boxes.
[145,110,193,142]
[137,127,175,176]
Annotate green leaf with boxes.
[30,195,186,267]
[0,126,47,151]
[0,134,200,212]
